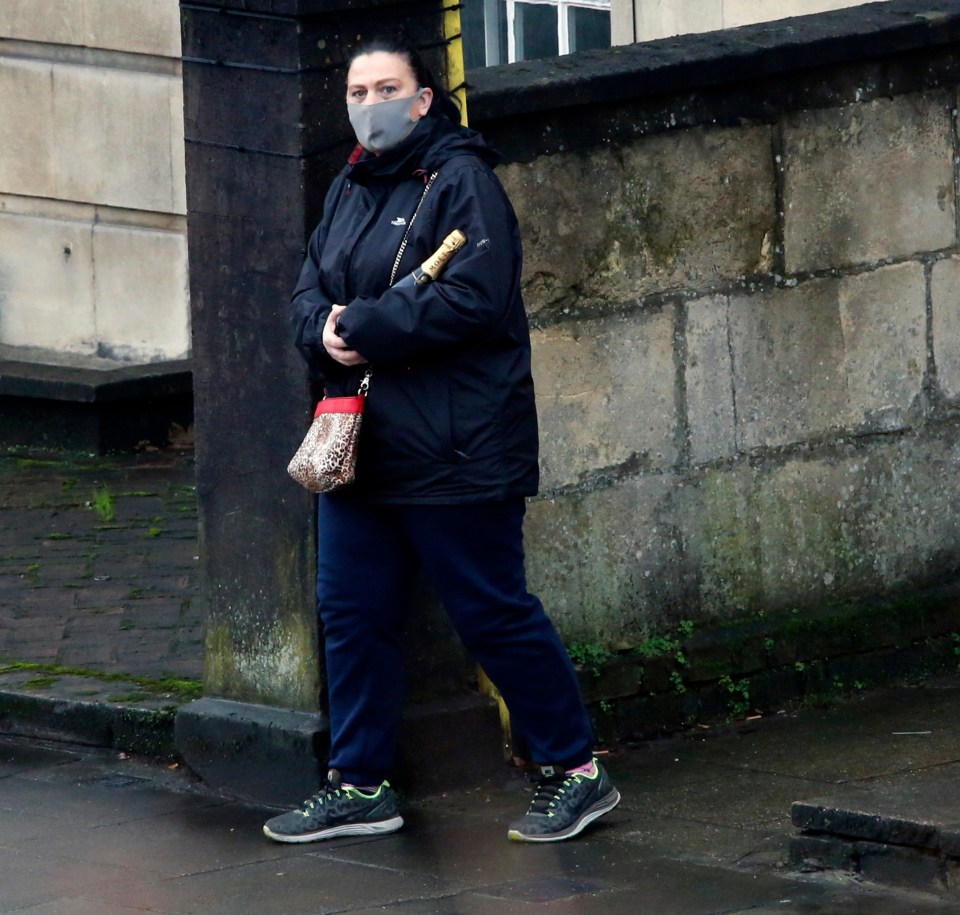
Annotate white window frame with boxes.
[483,0,611,64]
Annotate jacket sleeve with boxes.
[290,175,350,380]
[335,163,521,363]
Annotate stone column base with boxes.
[175,694,505,807]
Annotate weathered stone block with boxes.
[0,205,190,363]
[525,475,686,645]
[729,264,926,449]
[685,294,737,465]
[634,654,676,693]
[0,0,181,57]
[527,424,960,646]
[840,264,927,426]
[53,64,186,214]
[499,124,774,317]
[181,65,304,156]
[678,433,960,620]
[0,0,83,46]
[0,59,184,214]
[0,213,96,353]
[730,282,845,449]
[782,92,955,272]
[204,599,318,712]
[532,307,678,491]
[0,60,57,201]
[861,435,960,589]
[683,634,737,683]
[932,256,960,403]
[685,467,763,618]
[81,0,182,58]
[92,224,190,361]
[755,458,875,608]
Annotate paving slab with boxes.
[702,687,960,784]
[619,814,786,867]
[3,727,960,915]
[5,450,960,909]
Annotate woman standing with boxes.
[263,37,619,844]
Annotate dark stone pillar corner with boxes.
[178,0,499,805]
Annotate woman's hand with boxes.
[323,305,369,367]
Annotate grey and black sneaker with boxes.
[507,760,620,842]
[263,769,403,843]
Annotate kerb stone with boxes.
[175,697,325,806]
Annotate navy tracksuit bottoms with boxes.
[316,495,594,786]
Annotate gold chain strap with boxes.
[353,171,437,397]
[389,170,439,286]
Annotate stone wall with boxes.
[0,0,188,363]
[470,1,960,655]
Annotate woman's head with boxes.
[346,37,461,130]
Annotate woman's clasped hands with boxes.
[322,304,369,366]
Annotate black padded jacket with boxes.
[290,115,539,504]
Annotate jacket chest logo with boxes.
[390,217,407,227]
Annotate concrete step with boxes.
[791,764,960,898]
[0,345,192,452]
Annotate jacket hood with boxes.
[347,115,500,184]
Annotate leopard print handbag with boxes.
[286,370,371,493]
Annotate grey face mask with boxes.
[347,89,424,154]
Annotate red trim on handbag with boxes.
[313,395,365,418]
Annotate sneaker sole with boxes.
[507,788,621,843]
[263,815,404,844]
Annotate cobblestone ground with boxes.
[0,447,204,681]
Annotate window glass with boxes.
[517,2,559,60]
[462,0,488,70]
[498,2,509,63]
[569,5,611,52]
[460,0,610,66]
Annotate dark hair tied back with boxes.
[348,35,462,127]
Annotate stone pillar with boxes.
[175,0,454,803]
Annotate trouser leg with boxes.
[316,496,414,786]
[404,500,594,769]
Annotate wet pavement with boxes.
[4,682,960,913]
[3,448,960,911]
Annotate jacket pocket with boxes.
[368,366,455,466]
